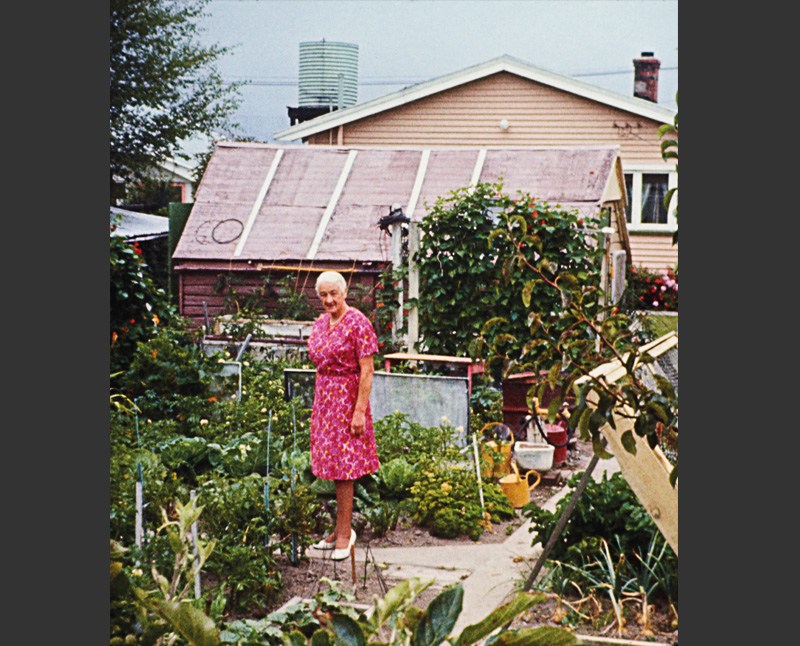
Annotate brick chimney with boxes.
[633,51,660,103]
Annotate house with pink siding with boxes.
[275,54,677,272]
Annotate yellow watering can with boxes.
[499,462,541,508]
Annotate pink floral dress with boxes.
[307,307,381,480]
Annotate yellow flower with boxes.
[440,482,452,494]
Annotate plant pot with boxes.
[513,442,554,471]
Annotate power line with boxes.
[224,66,677,87]
[574,66,678,78]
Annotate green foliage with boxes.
[271,274,318,320]
[271,479,322,559]
[361,500,402,537]
[469,379,504,433]
[110,0,242,188]
[118,326,220,413]
[522,471,677,607]
[622,265,678,312]
[110,498,221,645]
[110,231,178,372]
[409,181,604,378]
[378,457,417,499]
[658,91,679,244]
[206,541,283,616]
[374,411,464,467]
[487,203,679,478]
[195,473,269,541]
[255,577,578,645]
[408,466,515,540]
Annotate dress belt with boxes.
[317,370,359,376]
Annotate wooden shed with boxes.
[172,142,630,328]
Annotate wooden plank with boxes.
[383,352,475,364]
[578,332,678,555]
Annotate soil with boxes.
[261,441,679,644]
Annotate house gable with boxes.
[301,72,669,167]
[275,55,676,146]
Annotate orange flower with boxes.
[152,313,160,326]
[151,349,158,358]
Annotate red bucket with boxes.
[544,423,569,466]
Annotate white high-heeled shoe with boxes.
[330,529,356,561]
[310,535,336,550]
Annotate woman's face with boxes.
[317,281,347,317]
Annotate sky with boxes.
[182,0,678,156]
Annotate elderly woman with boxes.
[306,270,381,560]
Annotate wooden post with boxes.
[190,490,201,599]
[135,481,144,549]
[390,221,404,344]
[523,455,599,591]
[407,222,420,352]
[471,433,486,512]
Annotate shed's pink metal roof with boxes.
[173,142,620,263]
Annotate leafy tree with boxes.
[110,0,242,192]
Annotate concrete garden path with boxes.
[364,455,622,635]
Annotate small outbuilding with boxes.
[172,142,630,328]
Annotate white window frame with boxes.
[623,166,678,233]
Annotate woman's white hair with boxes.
[315,270,347,295]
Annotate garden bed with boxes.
[261,440,678,645]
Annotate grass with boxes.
[636,311,678,338]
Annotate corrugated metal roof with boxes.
[110,207,169,241]
[173,142,623,264]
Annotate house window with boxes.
[623,170,677,231]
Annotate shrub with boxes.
[110,229,178,372]
[374,411,462,467]
[408,465,515,540]
[623,265,678,312]
[410,181,605,377]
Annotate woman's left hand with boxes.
[350,410,366,436]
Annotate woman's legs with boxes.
[334,479,354,548]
